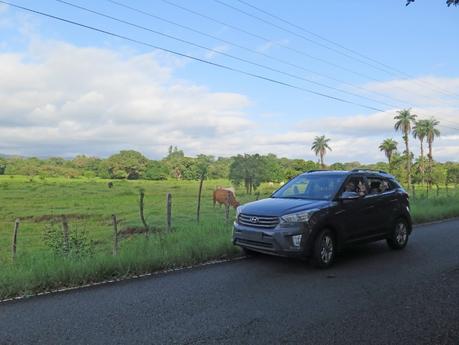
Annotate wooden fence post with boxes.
[11,218,19,262]
[166,192,172,232]
[139,190,149,238]
[225,192,230,224]
[62,215,69,256]
[196,174,204,224]
[112,214,118,256]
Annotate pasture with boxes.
[0,175,458,299]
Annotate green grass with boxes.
[0,176,275,299]
[0,176,458,299]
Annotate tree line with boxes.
[309,109,456,188]
[1,107,458,193]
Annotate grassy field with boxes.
[0,175,459,299]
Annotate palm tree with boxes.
[311,135,332,169]
[394,109,417,186]
[378,139,398,168]
[425,117,441,185]
[413,119,428,184]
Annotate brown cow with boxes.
[213,188,240,209]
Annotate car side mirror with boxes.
[339,191,360,201]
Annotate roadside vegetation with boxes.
[1,176,459,300]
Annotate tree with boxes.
[261,154,284,182]
[412,120,428,184]
[329,162,346,171]
[311,135,332,169]
[105,150,149,179]
[0,158,6,175]
[378,139,398,168]
[208,157,232,179]
[406,0,459,6]
[229,154,266,194]
[394,109,417,186]
[195,155,212,223]
[425,117,441,185]
[144,161,168,180]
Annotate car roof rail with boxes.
[350,168,390,175]
[306,169,331,173]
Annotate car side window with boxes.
[367,177,382,195]
[367,177,392,194]
[342,176,367,197]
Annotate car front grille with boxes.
[235,238,273,249]
[238,213,279,229]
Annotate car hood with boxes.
[240,197,330,217]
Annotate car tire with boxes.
[387,219,409,250]
[311,228,336,269]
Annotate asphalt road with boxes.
[1,219,458,345]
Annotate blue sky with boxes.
[0,0,458,162]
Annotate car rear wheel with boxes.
[387,219,409,250]
[311,229,336,269]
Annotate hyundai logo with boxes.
[250,217,259,224]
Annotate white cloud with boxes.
[204,44,230,60]
[0,40,254,157]
[0,37,458,163]
[256,39,289,53]
[363,76,459,107]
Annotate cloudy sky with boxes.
[0,0,458,163]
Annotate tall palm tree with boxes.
[425,117,441,184]
[412,119,428,184]
[394,109,417,186]
[311,135,331,169]
[378,138,398,167]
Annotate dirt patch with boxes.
[20,214,100,223]
[118,226,162,237]
[119,226,148,237]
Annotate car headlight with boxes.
[280,209,318,224]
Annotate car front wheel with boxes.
[311,229,336,269]
[387,219,409,250]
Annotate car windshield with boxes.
[272,174,345,200]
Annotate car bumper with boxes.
[233,221,312,258]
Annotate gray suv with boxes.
[233,169,412,268]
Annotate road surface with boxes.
[1,219,458,345]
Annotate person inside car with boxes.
[344,181,356,192]
[380,180,389,193]
[357,180,367,196]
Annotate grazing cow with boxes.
[213,188,240,209]
[108,182,114,189]
[216,186,236,197]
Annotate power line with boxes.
[55,0,397,108]
[0,0,388,113]
[214,0,397,76]
[106,0,409,108]
[161,0,458,105]
[2,1,458,133]
[235,0,418,77]
[159,0,387,83]
[230,0,459,100]
[110,0,459,127]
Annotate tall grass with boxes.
[0,220,239,299]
